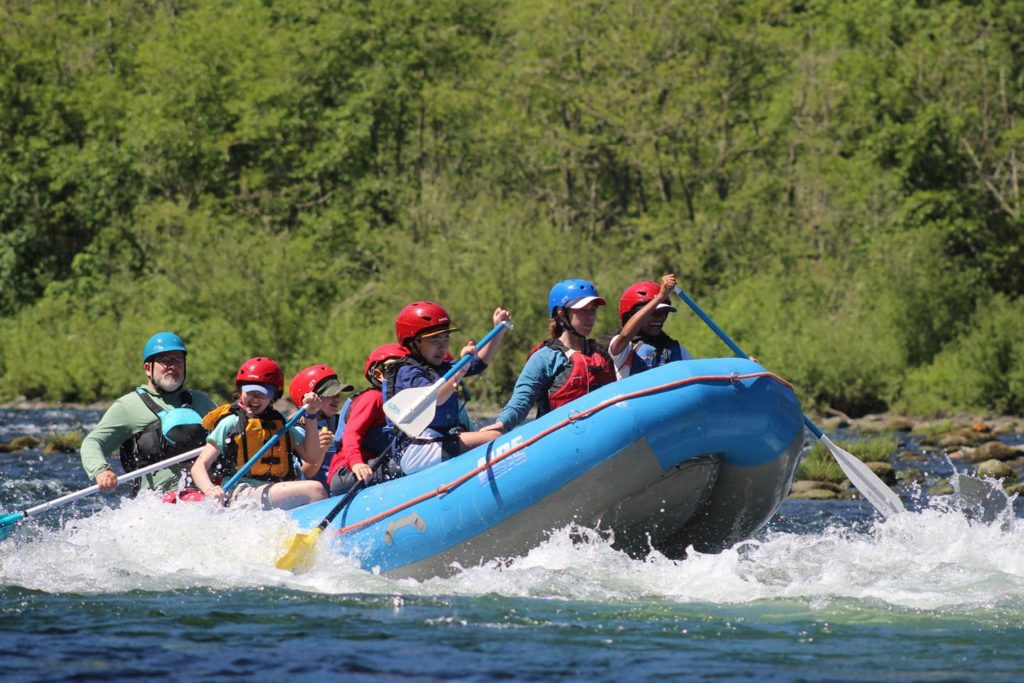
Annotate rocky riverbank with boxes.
[3,406,1023,502]
[792,412,1024,501]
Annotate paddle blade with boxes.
[383,380,444,437]
[275,528,323,572]
[819,434,905,518]
[0,512,25,541]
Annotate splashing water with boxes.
[3,492,1023,622]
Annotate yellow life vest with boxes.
[203,403,297,482]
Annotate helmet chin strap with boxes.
[558,309,586,339]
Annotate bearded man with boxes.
[80,332,217,495]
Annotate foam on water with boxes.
[3,492,1023,618]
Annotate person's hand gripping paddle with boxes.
[0,446,205,541]
[383,321,512,438]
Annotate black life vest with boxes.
[119,389,208,495]
[327,388,401,484]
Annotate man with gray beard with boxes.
[80,332,217,495]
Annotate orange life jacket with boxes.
[201,402,297,482]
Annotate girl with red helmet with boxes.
[390,302,511,475]
[325,343,409,494]
[188,357,329,511]
[493,278,615,432]
[288,364,355,493]
[608,273,692,379]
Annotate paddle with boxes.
[274,453,391,571]
[672,284,906,518]
[0,445,205,541]
[383,321,512,438]
[220,406,307,495]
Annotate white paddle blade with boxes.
[383,379,445,437]
[819,434,905,518]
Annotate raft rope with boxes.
[329,370,793,537]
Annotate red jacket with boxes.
[326,389,387,484]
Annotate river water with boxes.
[2,407,1023,682]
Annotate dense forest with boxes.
[1,0,1022,415]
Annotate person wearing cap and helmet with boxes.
[188,357,328,511]
[491,278,615,433]
[324,343,409,494]
[79,332,218,495]
[390,302,511,475]
[608,273,692,379]
[287,364,355,493]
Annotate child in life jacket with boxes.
[390,302,511,475]
[493,278,615,432]
[326,343,409,494]
[608,273,692,379]
[287,364,355,493]
[189,357,328,511]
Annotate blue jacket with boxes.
[496,345,568,431]
[393,356,486,434]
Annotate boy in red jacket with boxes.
[326,344,408,494]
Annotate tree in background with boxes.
[0,0,1022,415]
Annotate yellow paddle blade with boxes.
[275,528,323,572]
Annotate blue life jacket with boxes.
[626,337,691,376]
[299,412,343,492]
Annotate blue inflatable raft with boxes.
[286,357,804,579]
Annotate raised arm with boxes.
[608,274,677,356]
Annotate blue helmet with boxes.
[548,279,607,317]
[143,332,187,363]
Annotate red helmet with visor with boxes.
[288,364,354,407]
[235,356,285,399]
[618,281,677,325]
[363,343,410,385]
[395,301,459,345]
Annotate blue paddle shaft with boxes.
[221,406,307,494]
[440,321,512,381]
[672,285,823,439]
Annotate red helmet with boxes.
[289,364,338,407]
[395,301,459,344]
[364,343,409,384]
[618,281,676,325]
[235,356,285,398]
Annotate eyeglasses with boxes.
[152,355,184,367]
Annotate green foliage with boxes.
[795,449,846,484]
[1,0,1024,417]
[44,430,83,454]
[797,435,894,483]
[839,435,897,463]
[898,295,1024,415]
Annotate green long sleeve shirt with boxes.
[79,385,217,493]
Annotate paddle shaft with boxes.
[672,286,824,437]
[435,321,513,385]
[1,445,204,525]
[317,482,365,531]
[673,284,905,516]
[316,448,393,531]
[384,321,512,433]
[221,406,307,494]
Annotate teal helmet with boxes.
[143,332,187,363]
